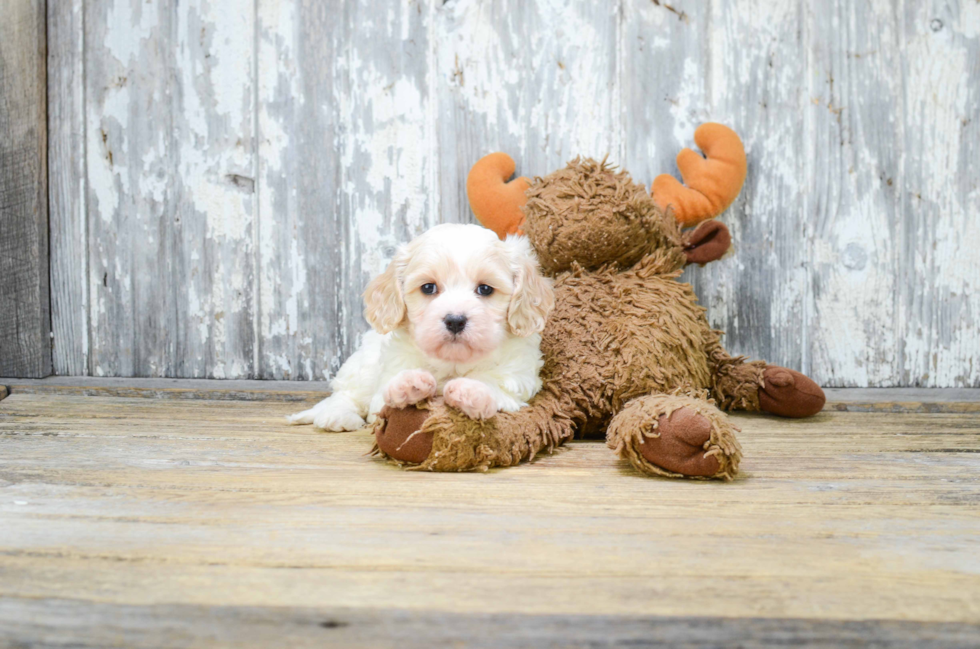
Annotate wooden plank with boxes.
[691,0,808,374]
[1,394,979,626]
[824,387,980,413]
[621,0,706,183]
[171,0,257,378]
[823,387,980,403]
[3,378,979,411]
[256,0,435,380]
[434,0,621,224]
[84,1,177,376]
[2,376,330,401]
[255,0,340,381]
[0,0,50,378]
[1,598,978,648]
[899,2,980,387]
[48,0,89,376]
[84,1,257,378]
[806,0,904,387]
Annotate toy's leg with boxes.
[708,344,825,418]
[757,366,826,417]
[374,390,579,471]
[606,392,741,480]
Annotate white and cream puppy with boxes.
[288,223,554,431]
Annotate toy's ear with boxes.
[683,220,731,266]
[466,152,531,240]
[652,123,747,228]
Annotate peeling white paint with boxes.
[55,0,980,385]
[104,0,158,65]
[256,0,300,378]
[900,2,980,387]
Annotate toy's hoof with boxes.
[759,366,826,418]
[637,407,720,477]
[374,405,433,464]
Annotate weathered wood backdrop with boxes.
[1,0,49,378]
[45,0,979,386]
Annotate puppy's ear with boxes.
[504,236,555,337]
[363,251,407,334]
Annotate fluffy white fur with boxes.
[288,223,554,430]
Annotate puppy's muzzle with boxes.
[443,314,467,335]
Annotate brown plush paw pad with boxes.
[637,408,720,477]
[759,366,826,418]
[374,405,434,464]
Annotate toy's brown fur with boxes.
[373,155,824,480]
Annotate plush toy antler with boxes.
[651,123,747,227]
[466,152,530,239]
[467,123,747,237]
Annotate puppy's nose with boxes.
[443,314,467,335]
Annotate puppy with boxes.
[288,223,554,431]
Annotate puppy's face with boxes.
[364,224,554,364]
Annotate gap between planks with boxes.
[2,378,980,412]
[1,600,979,648]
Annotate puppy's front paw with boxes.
[383,370,438,408]
[286,408,316,425]
[290,395,365,431]
[313,407,366,432]
[443,378,498,420]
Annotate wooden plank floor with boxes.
[4,376,980,411]
[1,392,979,647]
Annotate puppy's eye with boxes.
[420,283,438,295]
[476,284,494,297]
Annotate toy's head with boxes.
[522,157,680,274]
[465,123,746,275]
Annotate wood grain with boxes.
[435,0,621,224]
[1,376,331,401]
[48,0,88,377]
[84,1,174,377]
[83,1,258,378]
[0,0,50,379]
[255,0,345,381]
[692,0,808,375]
[1,393,979,629]
[43,0,980,385]
[807,0,903,387]
[899,1,980,387]
[171,0,258,379]
[256,0,436,380]
[2,599,979,648]
[824,386,980,413]
[3,379,979,410]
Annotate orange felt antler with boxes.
[652,123,747,227]
[466,152,531,239]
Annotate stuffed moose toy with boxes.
[374,123,825,480]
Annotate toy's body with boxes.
[374,125,825,480]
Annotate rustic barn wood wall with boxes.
[1,0,50,378]
[45,0,980,386]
